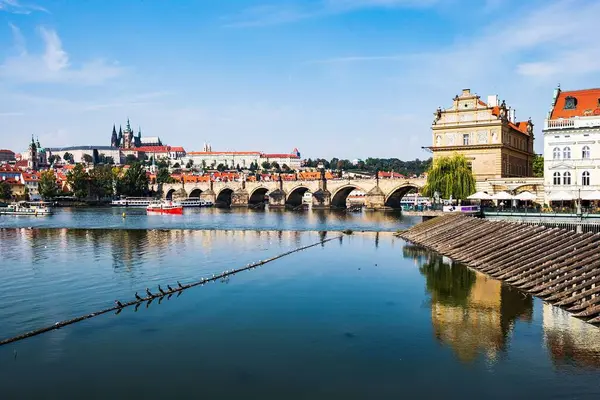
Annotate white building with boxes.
[543,87,600,204]
[184,144,301,170]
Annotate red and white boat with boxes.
[146,200,184,215]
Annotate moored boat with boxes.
[180,197,214,207]
[146,200,183,215]
[0,201,53,216]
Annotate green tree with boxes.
[282,163,291,172]
[186,159,194,169]
[216,163,226,172]
[156,167,176,184]
[38,170,59,200]
[89,165,114,199]
[67,164,90,199]
[249,161,257,172]
[82,154,94,164]
[63,152,74,164]
[422,154,476,200]
[125,154,138,165]
[261,161,271,170]
[533,155,544,177]
[271,161,280,171]
[0,181,12,200]
[119,162,149,196]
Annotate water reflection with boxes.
[405,244,533,363]
[543,304,600,369]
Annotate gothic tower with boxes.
[111,124,118,147]
[118,126,123,148]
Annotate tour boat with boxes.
[111,197,153,207]
[146,200,184,215]
[179,197,214,207]
[0,201,53,216]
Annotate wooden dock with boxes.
[397,214,600,325]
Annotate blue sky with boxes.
[0,0,598,159]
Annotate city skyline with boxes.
[1,0,599,158]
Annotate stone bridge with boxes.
[153,177,426,210]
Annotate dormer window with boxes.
[564,96,577,110]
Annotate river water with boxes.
[1,209,599,399]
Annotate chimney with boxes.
[487,95,498,107]
[510,108,516,123]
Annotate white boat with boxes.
[111,197,153,207]
[0,201,53,216]
[180,197,214,207]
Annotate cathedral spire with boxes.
[126,118,131,132]
[112,124,117,135]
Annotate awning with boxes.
[467,191,493,200]
[548,191,574,201]
[581,190,600,200]
[492,191,514,200]
[515,191,537,201]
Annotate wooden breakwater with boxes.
[397,214,600,325]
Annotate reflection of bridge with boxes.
[154,176,425,209]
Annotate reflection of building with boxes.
[543,303,600,368]
[429,89,535,180]
[420,255,532,363]
[543,87,600,203]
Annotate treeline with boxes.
[304,157,432,176]
[38,163,151,200]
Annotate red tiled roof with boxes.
[550,88,600,119]
[510,121,529,134]
[187,151,261,155]
[15,160,28,168]
[261,153,300,159]
[134,146,169,153]
[0,149,15,154]
[0,165,20,172]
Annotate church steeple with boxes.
[111,124,118,147]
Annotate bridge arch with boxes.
[189,188,203,198]
[249,187,269,205]
[384,184,421,208]
[216,187,234,207]
[286,185,310,207]
[165,188,177,200]
[331,185,365,208]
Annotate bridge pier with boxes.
[364,186,387,210]
[268,189,286,208]
[311,189,331,209]
[200,189,216,205]
[231,188,249,207]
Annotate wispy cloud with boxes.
[0,0,47,14]
[0,25,126,85]
[223,0,437,27]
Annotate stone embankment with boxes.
[397,214,600,325]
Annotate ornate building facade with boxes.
[429,89,536,180]
[543,87,600,203]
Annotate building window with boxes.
[582,146,591,159]
[553,172,560,185]
[583,171,591,186]
[564,96,577,110]
[563,147,571,159]
[563,171,571,185]
[463,134,469,145]
[553,147,561,160]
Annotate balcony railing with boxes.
[545,117,600,130]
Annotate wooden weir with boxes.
[397,214,600,325]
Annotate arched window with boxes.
[563,147,571,159]
[553,172,561,185]
[553,147,561,160]
[582,146,591,159]
[563,171,571,185]
[582,171,590,186]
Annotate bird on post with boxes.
[146,288,153,297]
[115,300,124,308]
[135,292,142,301]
